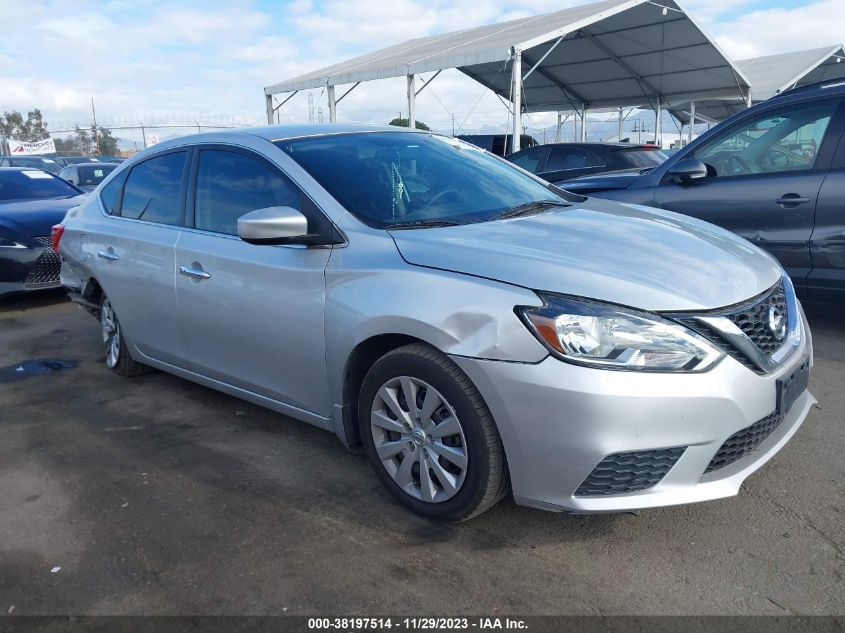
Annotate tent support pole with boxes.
[688,101,695,144]
[407,75,416,130]
[556,111,562,142]
[265,94,274,125]
[511,49,522,152]
[580,106,587,142]
[327,85,337,123]
[618,108,623,141]
[654,97,662,146]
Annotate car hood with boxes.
[0,195,86,239]
[560,168,643,192]
[390,197,782,312]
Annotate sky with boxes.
[1,0,843,147]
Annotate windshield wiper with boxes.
[493,199,571,220]
[384,219,461,230]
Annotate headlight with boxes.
[518,294,724,372]
[0,237,26,248]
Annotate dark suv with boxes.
[561,79,845,302]
[507,142,667,183]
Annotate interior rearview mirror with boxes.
[237,206,310,245]
[667,158,710,183]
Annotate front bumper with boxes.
[0,240,61,298]
[452,311,815,513]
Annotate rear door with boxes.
[810,120,845,300]
[87,149,190,365]
[652,98,843,295]
[174,145,332,416]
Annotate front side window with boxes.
[276,133,575,228]
[120,152,187,224]
[695,101,838,177]
[510,147,546,173]
[194,150,304,235]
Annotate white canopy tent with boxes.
[670,44,845,127]
[264,0,751,151]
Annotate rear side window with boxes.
[100,170,127,215]
[194,149,304,235]
[545,148,591,171]
[120,152,187,224]
[618,148,666,167]
[78,165,115,186]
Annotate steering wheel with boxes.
[426,187,464,208]
[725,154,753,176]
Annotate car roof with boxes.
[146,124,426,153]
[66,162,117,168]
[0,166,55,172]
[0,155,58,160]
[772,77,845,101]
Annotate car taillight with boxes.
[51,224,65,252]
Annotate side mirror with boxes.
[237,206,310,245]
[667,158,709,183]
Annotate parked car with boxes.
[0,167,86,297]
[97,155,126,163]
[57,126,813,521]
[55,156,107,167]
[561,79,845,302]
[456,134,538,156]
[58,162,118,192]
[507,142,667,183]
[0,155,62,174]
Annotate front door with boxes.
[653,98,842,295]
[174,147,332,417]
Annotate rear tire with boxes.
[100,297,151,377]
[358,343,509,522]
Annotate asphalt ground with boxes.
[0,290,842,616]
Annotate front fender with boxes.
[324,229,548,411]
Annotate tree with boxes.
[0,109,50,142]
[96,126,120,156]
[389,117,430,131]
[54,125,120,156]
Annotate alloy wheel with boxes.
[101,300,121,369]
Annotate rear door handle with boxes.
[179,265,211,280]
[775,194,811,207]
[97,248,119,261]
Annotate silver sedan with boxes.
[55,125,815,521]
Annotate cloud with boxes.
[0,0,840,146]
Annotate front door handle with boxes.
[97,248,119,261]
[776,194,811,207]
[179,265,211,280]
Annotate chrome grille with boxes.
[24,235,61,289]
[723,281,787,357]
[672,279,793,374]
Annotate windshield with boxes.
[0,170,81,201]
[275,132,577,228]
[78,164,116,186]
[618,148,668,168]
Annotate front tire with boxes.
[100,297,150,377]
[358,343,509,522]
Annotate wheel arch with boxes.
[340,333,431,447]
